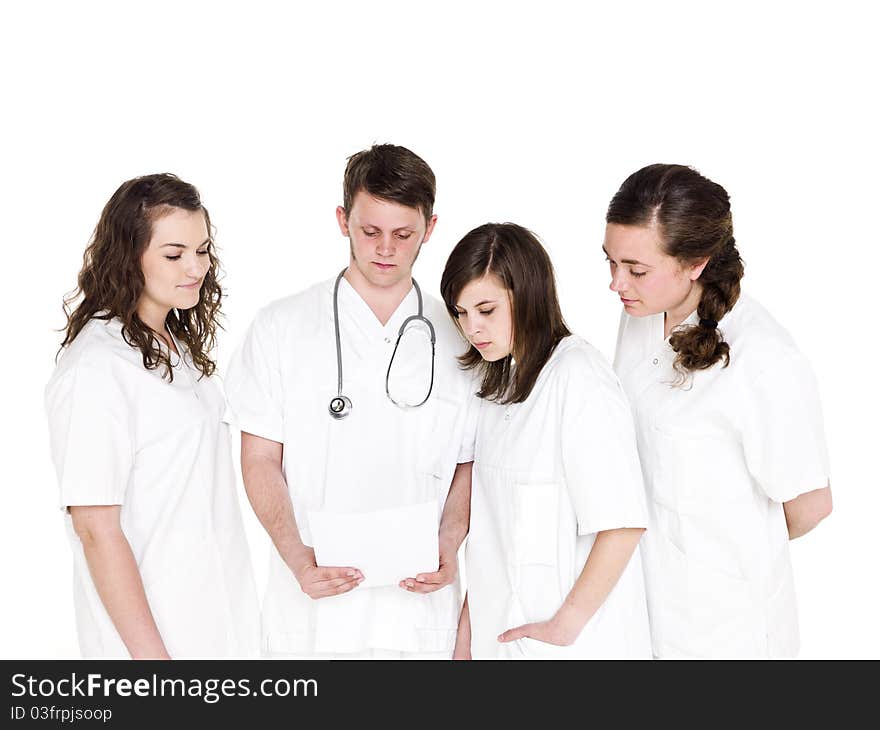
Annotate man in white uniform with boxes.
[225,144,475,658]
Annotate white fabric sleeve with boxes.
[741,352,830,503]
[559,352,649,536]
[224,307,285,443]
[45,356,134,509]
[457,385,481,464]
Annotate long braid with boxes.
[670,236,744,375]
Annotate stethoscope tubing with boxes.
[330,267,435,418]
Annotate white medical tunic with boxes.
[614,293,831,658]
[45,318,261,658]
[224,277,475,656]
[468,336,652,659]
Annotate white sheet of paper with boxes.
[307,500,439,589]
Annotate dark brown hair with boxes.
[343,144,436,224]
[441,223,571,404]
[60,173,222,380]
[606,164,744,378]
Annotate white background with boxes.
[1,1,877,658]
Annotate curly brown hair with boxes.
[59,173,223,380]
[606,164,744,381]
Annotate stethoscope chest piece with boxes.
[328,395,352,419]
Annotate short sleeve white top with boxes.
[614,293,830,657]
[45,318,261,658]
[467,336,652,658]
[224,277,475,655]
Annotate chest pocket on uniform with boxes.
[414,394,461,484]
[650,423,749,514]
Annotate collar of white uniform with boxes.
[660,308,701,345]
[336,275,420,336]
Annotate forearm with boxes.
[241,454,312,577]
[79,531,168,659]
[438,461,472,554]
[786,516,813,540]
[555,527,645,635]
[784,485,832,540]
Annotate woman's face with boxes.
[138,207,211,323]
[453,274,514,362]
[603,222,705,317]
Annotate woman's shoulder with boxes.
[50,317,141,384]
[723,293,806,370]
[545,335,620,391]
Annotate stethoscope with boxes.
[328,268,436,419]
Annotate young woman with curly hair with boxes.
[45,174,259,658]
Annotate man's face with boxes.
[336,191,437,290]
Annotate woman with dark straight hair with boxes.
[605,163,832,657]
[45,174,259,658]
[442,223,651,659]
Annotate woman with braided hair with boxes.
[603,164,832,658]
